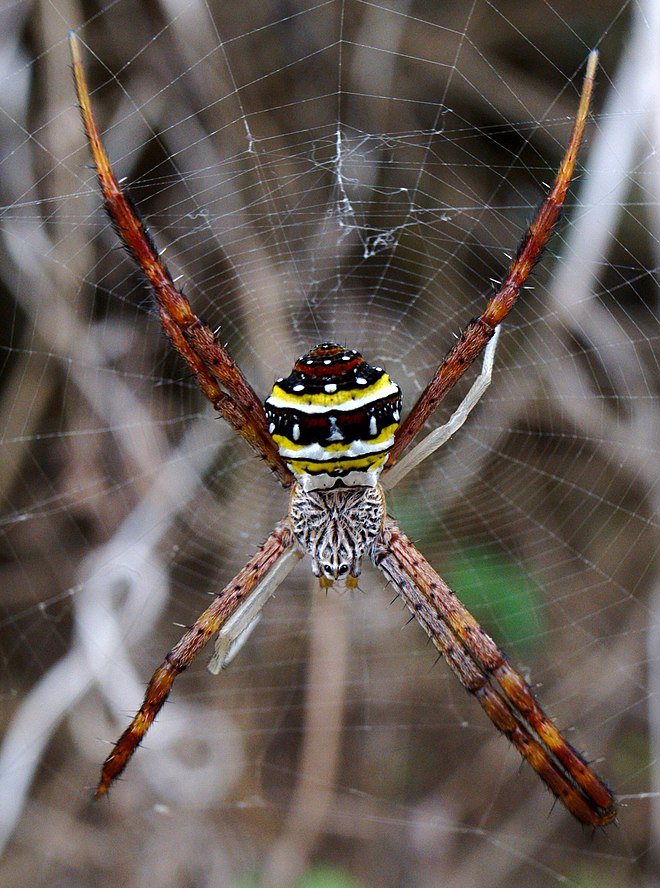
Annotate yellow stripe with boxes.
[287,452,389,475]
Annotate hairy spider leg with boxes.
[373,518,616,826]
[207,546,303,673]
[383,328,500,488]
[69,33,293,487]
[387,51,598,467]
[96,524,294,798]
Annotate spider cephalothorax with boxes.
[70,36,615,825]
[288,483,385,584]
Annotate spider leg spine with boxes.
[387,317,495,465]
[95,522,294,798]
[387,52,597,466]
[473,682,608,825]
[381,521,614,810]
[373,518,615,826]
[383,327,500,487]
[375,540,602,823]
[157,310,286,473]
[69,34,293,487]
[493,660,615,810]
[207,544,303,674]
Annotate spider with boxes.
[70,35,615,826]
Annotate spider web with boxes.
[0,1,658,886]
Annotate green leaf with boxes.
[445,542,544,652]
[296,867,366,888]
[232,866,366,888]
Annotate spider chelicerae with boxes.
[70,35,615,826]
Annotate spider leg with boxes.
[96,522,294,798]
[69,34,293,487]
[372,518,616,826]
[387,51,598,468]
[207,545,302,673]
[383,327,500,489]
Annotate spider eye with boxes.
[337,564,349,576]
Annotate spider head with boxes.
[313,532,359,583]
[288,483,385,585]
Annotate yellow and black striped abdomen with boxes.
[265,342,402,490]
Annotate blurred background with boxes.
[0,1,658,886]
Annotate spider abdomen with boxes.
[265,342,402,490]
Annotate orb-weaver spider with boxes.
[70,35,614,826]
